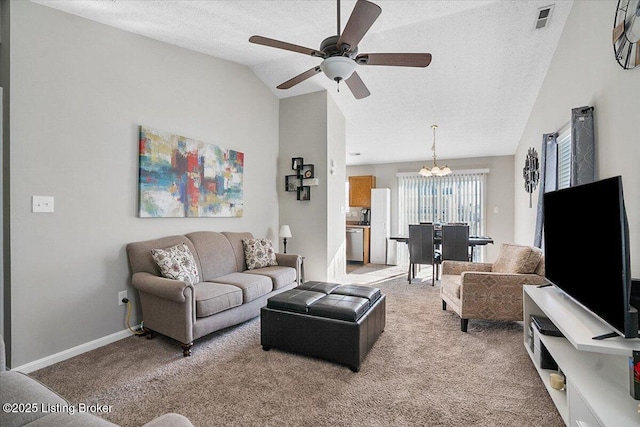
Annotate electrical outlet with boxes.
[118,291,128,306]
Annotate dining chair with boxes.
[441,225,470,265]
[408,224,440,285]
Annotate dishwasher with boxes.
[346,227,364,262]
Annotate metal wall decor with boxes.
[523,147,540,208]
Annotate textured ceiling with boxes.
[31,0,574,165]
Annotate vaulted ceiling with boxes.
[31,0,574,165]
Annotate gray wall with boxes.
[514,0,640,278]
[8,0,280,367]
[347,155,515,262]
[279,92,347,283]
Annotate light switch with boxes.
[32,196,54,213]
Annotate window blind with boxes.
[397,170,488,237]
[556,130,571,190]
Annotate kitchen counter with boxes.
[346,224,370,229]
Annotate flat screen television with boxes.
[543,176,638,339]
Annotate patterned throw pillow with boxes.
[151,243,200,285]
[242,238,278,270]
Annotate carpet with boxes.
[31,276,563,427]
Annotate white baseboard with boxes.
[12,327,139,374]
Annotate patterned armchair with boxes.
[440,243,548,332]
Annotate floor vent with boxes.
[535,5,554,29]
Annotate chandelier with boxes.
[419,124,451,177]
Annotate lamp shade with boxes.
[320,56,356,82]
[279,225,292,238]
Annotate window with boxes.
[556,126,571,190]
[397,170,488,237]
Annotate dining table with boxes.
[389,234,494,265]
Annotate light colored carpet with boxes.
[345,262,409,284]
[31,275,563,427]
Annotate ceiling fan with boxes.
[249,0,432,99]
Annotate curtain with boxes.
[571,106,595,186]
[534,133,558,248]
[534,106,595,248]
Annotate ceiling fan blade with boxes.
[249,35,325,58]
[345,71,371,99]
[355,53,433,67]
[277,66,322,90]
[336,0,382,51]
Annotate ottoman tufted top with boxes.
[266,289,325,313]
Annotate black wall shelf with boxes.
[286,157,317,201]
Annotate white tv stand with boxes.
[523,285,639,427]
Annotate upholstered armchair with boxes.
[440,243,548,332]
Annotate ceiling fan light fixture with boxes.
[320,56,356,82]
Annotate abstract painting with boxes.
[138,126,244,217]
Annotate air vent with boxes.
[534,5,554,29]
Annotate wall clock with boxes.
[613,0,640,69]
[523,147,540,208]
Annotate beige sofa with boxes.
[440,243,548,331]
[126,231,300,356]
[0,336,193,427]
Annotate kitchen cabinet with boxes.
[349,175,376,207]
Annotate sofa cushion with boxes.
[492,244,543,274]
[185,231,239,280]
[151,243,200,285]
[244,266,297,290]
[0,371,68,427]
[242,238,278,270]
[222,231,255,271]
[194,282,243,318]
[213,272,273,303]
[127,235,200,277]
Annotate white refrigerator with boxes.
[370,188,391,264]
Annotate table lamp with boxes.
[279,225,292,253]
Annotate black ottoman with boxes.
[260,283,385,372]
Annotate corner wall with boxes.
[279,91,347,282]
[514,0,640,277]
[8,1,280,367]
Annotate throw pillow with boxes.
[492,243,542,274]
[242,238,278,270]
[151,243,200,285]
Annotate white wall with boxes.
[514,0,640,277]
[8,1,280,367]
[326,94,347,282]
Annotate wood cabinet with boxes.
[349,175,376,207]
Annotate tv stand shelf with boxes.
[523,285,639,427]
